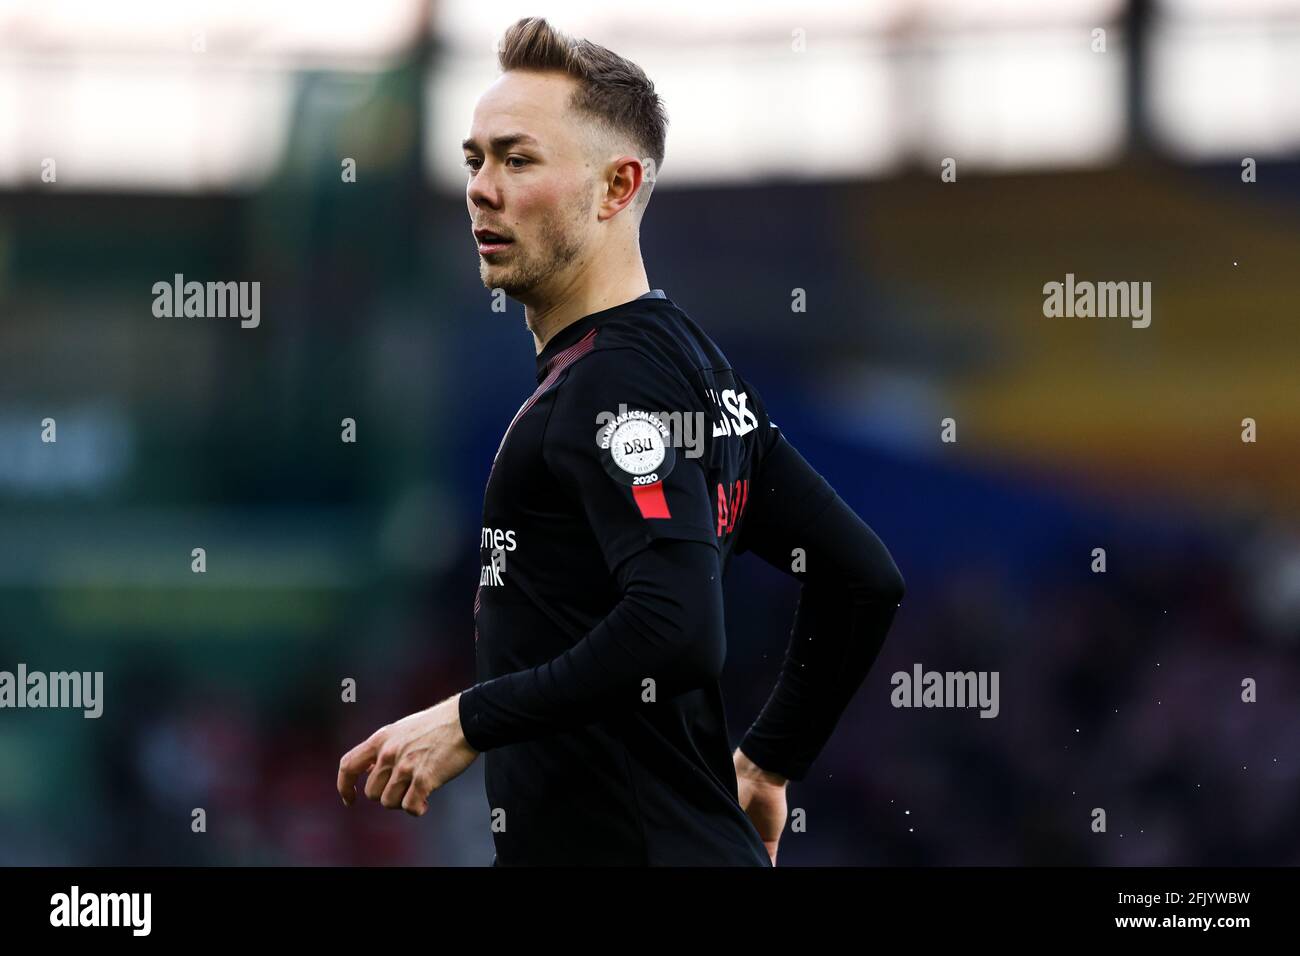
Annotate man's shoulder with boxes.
[598,294,713,347]
[550,332,696,411]
[539,301,712,446]
[576,296,727,384]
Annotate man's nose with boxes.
[467,166,502,209]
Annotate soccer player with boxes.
[337,17,905,866]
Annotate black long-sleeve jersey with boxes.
[459,290,905,865]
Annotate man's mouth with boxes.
[474,229,514,255]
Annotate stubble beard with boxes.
[479,188,593,299]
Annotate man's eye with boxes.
[506,156,529,169]
[463,157,482,172]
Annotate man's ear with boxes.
[598,155,646,221]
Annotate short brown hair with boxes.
[497,17,667,179]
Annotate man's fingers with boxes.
[380,764,413,809]
[401,771,436,817]
[337,737,382,805]
[364,763,394,802]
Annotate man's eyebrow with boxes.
[462,133,541,153]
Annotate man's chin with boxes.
[480,268,529,299]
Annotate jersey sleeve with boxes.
[542,346,719,574]
[458,537,726,752]
[735,433,905,780]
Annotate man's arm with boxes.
[458,537,724,751]
[735,431,906,782]
[337,538,724,815]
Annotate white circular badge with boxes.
[608,418,665,475]
[598,410,676,485]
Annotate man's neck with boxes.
[524,255,650,355]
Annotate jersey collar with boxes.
[534,289,667,381]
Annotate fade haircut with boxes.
[496,17,667,202]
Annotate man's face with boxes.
[463,71,599,299]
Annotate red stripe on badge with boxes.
[632,481,672,519]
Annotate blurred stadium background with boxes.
[2,0,1299,865]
